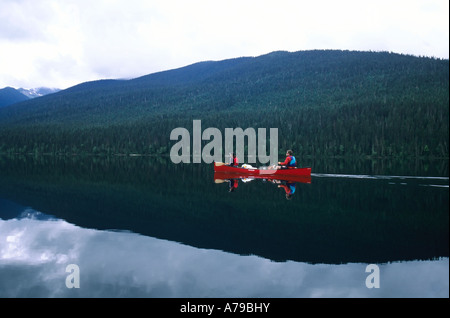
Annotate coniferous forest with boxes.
[0,50,448,160]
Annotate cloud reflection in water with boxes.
[0,211,448,298]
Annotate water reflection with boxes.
[0,209,448,298]
[0,155,448,265]
[213,171,311,199]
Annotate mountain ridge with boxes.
[0,49,448,159]
[0,86,61,108]
[18,87,61,99]
[0,86,29,108]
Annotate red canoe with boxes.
[214,162,311,182]
[214,171,311,184]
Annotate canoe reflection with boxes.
[214,172,311,198]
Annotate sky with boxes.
[0,0,449,90]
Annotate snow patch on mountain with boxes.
[18,87,60,98]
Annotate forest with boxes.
[0,50,448,160]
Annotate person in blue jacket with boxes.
[277,150,296,169]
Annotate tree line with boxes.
[0,50,448,160]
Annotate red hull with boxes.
[214,162,311,182]
[214,171,311,184]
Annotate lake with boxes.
[0,155,448,298]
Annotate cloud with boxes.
[0,0,90,88]
[0,0,448,89]
[0,0,53,41]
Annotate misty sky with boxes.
[0,0,448,89]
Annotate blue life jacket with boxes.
[288,155,296,167]
[289,184,296,194]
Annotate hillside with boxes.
[0,87,29,108]
[0,50,448,159]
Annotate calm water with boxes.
[0,156,448,298]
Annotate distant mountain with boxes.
[18,87,61,99]
[0,86,61,108]
[0,87,29,108]
[0,50,448,159]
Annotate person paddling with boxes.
[277,150,296,169]
[228,152,239,167]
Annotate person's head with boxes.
[286,150,293,156]
[285,193,293,200]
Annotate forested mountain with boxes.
[0,87,29,108]
[0,50,448,159]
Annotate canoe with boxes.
[214,171,311,184]
[214,162,311,179]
